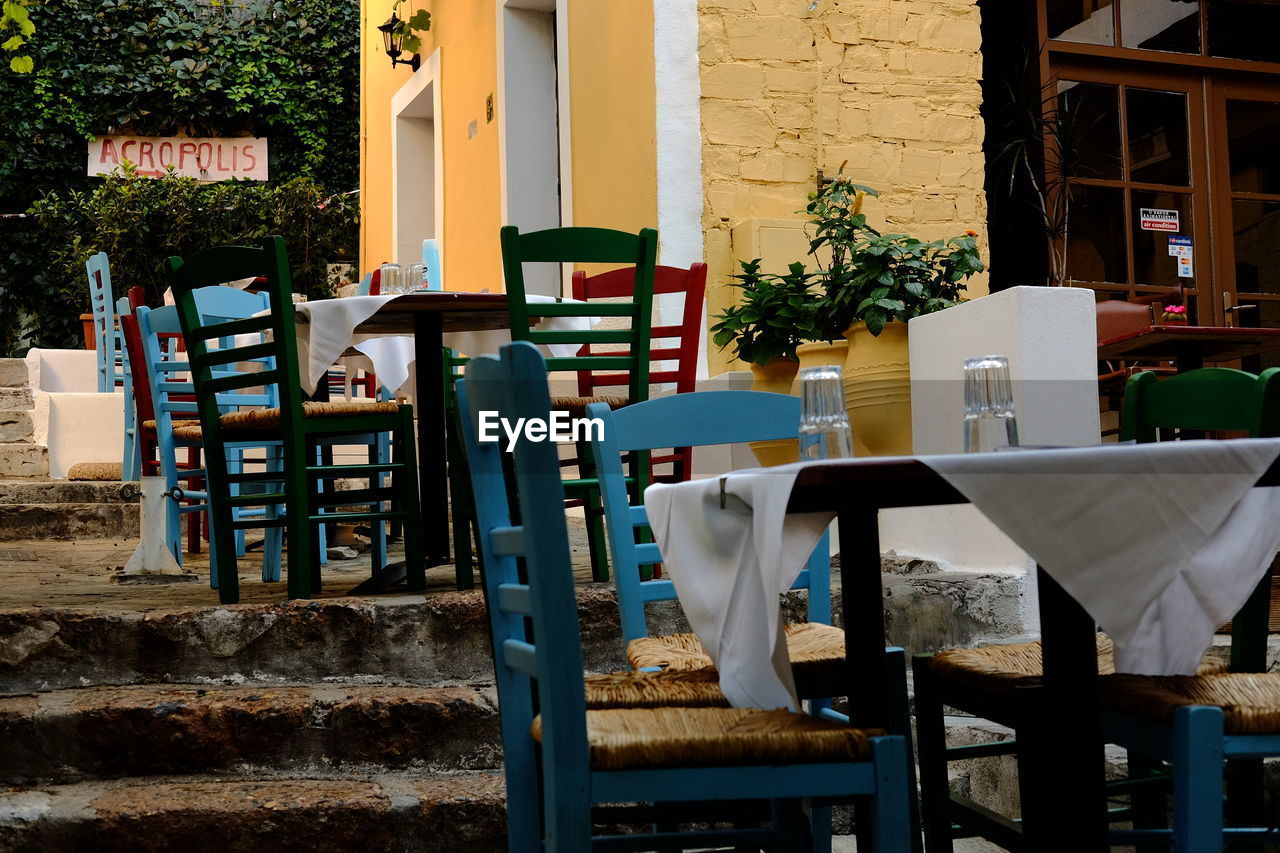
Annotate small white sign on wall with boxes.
[87,136,269,181]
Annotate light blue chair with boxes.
[87,253,139,480]
[356,271,374,296]
[136,294,283,585]
[421,238,442,291]
[456,341,913,853]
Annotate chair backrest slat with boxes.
[165,238,304,449]
[500,225,657,404]
[588,390,832,644]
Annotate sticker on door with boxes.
[1140,208,1180,232]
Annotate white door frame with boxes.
[391,47,445,275]
[496,0,573,296]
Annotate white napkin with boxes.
[646,440,1280,711]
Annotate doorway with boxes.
[391,49,444,271]
[497,0,570,297]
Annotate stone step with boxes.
[0,683,500,785]
[0,359,28,389]
[0,388,33,412]
[0,480,137,505]
[0,503,138,541]
[0,770,506,852]
[0,411,33,444]
[0,586,666,693]
[0,444,48,479]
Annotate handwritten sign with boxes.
[87,136,268,181]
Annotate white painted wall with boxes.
[43,392,124,479]
[391,49,444,270]
[654,0,707,377]
[25,349,98,393]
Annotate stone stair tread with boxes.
[0,682,500,784]
[0,770,506,853]
[0,481,137,504]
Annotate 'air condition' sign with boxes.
[87,136,269,181]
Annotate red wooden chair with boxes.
[571,263,707,482]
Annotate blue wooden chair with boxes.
[456,341,913,853]
[135,293,284,585]
[421,239,442,291]
[87,252,139,480]
[586,391,849,706]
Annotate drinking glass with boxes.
[408,263,426,292]
[963,355,1020,452]
[380,263,405,295]
[798,364,854,460]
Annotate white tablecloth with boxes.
[645,440,1280,711]
[293,294,598,396]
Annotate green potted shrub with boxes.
[805,178,984,455]
[710,258,820,465]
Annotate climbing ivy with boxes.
[0,0,360,208]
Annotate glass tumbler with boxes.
[798,364,854,460]
[963,355,1020,452]
[379,263,405,295]
[408,263,426,292]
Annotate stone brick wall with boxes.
[698,0,989,369]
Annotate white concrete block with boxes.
[44,392,124,479]
[25,349,100,393]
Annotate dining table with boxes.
[645,441,1280,852]
[292,291,597,590]
[1097,324,1280,371]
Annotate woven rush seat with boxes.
[927,635,1227,696]
[171,400,402,441]
[141,418,200,434]
[549,395,628,420]
[627,622,846,681]
[532,706,882,771]
[584,668,727,709]
[1100,672,1280,734]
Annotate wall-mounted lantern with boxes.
[378,13,421,72]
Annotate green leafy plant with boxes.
[711,259,820,366]
[0,0,359,208]
[389,1,431,54]
[806,179,983,337]
[11,166,356,355]
[1,0,35,73]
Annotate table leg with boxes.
[414,311,451,565]
[1022,566,1108,851]
[345,311,450,595]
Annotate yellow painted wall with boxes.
[361,1,658,290]
[567,1,658,239]
[360,1,502,290]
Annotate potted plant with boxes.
[711,259,819,465]
[805,178,984,455]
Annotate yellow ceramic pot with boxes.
[843,321,912,457]
[790,340,850,396]
[748,358,800,466]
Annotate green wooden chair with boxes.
[913,366,1280,852]
[499,225,658,582]
[165,236,425,604]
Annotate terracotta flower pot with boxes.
[790,340,850,396]
[748,358,799,466]
[843,321,912,457]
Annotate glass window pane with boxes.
[1058,81,1123,181]
[1231,199,1280,296]
[1121,0,1200,54]
[1131,190,1193,288]
[1208,1,1280,63]
[1047,0,1115,45]
[1066,184,1127,285]
[1226,99,1280,195]
[1126,88,1190,186]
